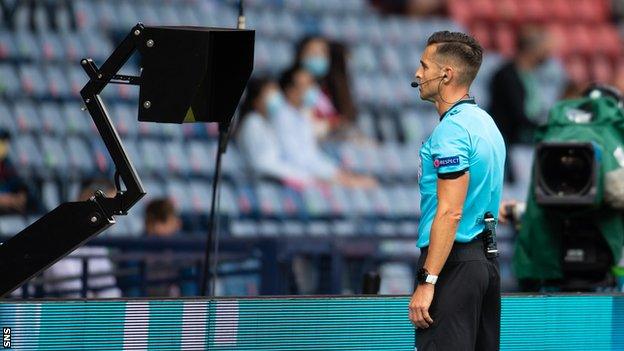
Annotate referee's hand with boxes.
[409,284,435,329]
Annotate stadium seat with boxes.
[38,32,65,62]
[0,31,18,60]
[41,181,61,211]
[0,101,18,136]
[0,215,27,236]
[39,135,70,176]
[0,64,21,98]
[18,65,48,98]
[13,101,41,134]
[43,65,71,99]
[66,136,95,176]
[12,134,44,176]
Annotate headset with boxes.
[411,74,446,88]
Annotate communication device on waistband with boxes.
[483,212,499,259]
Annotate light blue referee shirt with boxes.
[417,98,506,248]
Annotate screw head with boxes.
[143,101,152,109]
[90,216,98,223]
[134,29,141,36]
[97,73,102,79]
[81,59,87,65]
[146,39,154,48]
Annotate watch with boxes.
[417,268,438,285]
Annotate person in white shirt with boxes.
[275,67,376,188]
[237,77,312,189]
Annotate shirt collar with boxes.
[439,98,476,121]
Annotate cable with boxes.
[436,78,470,105]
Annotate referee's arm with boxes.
[409,172,469,329]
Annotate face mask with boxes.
[302,56,329,78]
[265,91,285,116]
[303,87,321,108]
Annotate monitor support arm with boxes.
[0,24,147,297]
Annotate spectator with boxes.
[237,77,312,189]
[142,198,194,297]
[294,36,357,134]
[144,198,182,238]
[488,26,554,183]
[276,66,376,188]
[0,129,33,215]
[43,178,121,298]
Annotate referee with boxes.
[408,31,506,351]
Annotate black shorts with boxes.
[414,238,501,351]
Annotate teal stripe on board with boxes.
[232,296,414,351]
[0,302,40,350]
[2,295,624,350]
[612,296,624,351]
[501,295,613,351]
[148,300,184,350]
[38,300,125,350]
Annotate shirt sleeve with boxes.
[429,119,471,177]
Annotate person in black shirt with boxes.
[488,27,553,183]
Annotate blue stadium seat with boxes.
[66,136,95,176]
[187,180,212,214]
[0,215,27,236]
[219,182,240,217]
[230,219,258,238]
[38,32,65,62]
[0,101,18,136]
[256,181,285,217]
[12,101,41,134]
[59,32,87,62]
[13,30,41,61]
[62,102,92,136]
[67,66,87,99]
[12,134,44,176]
[0,64,21,98]
[281,219,306,237]
[18,65,47,98]
[39,103,66,136]
[41,181,61,211]
[139,139,168,176]
[329,184,353,216]
[43,65,71,99]
[307,220,331,237]
[332,219,357,237]
[0,31,18,60]
[258,219,282,237]
[110,103,138,138]
[187,140,215,176]
[164,140,191,177]
[79,30,113,62]
[122,139,143,172]
[165,179,192,214]
[378,142,404,178]
[39,135,70,176]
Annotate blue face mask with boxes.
[303,87,321,108]
[265,91,285,116]
[302,56,329,78]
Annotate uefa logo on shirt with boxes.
[434,156,460,168]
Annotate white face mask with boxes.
[303,87,321,108]
[265,91,285,116]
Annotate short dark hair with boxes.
[145,198,177,225]
[279,65,305,92]
[426,31,483,86]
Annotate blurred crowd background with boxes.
[0,0,622,298]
